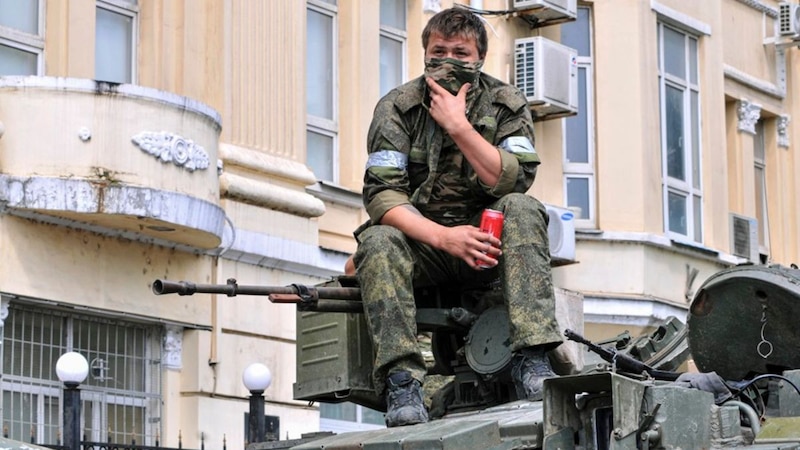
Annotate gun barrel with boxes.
[152,279,361,301]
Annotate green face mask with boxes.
[424,57,483,95]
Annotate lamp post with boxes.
[242,363,272,444]
[56,352,89,450]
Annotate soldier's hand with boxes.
[425,77,472,135]
[438,225,502,270]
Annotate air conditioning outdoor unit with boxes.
[779,2,800,37]
[514,37,578,120]
[730,213,759,263]
[511,0,577,23]
[545,204,576,265]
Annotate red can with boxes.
[476,209,504,268]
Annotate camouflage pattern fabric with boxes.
[423,57,483,95]
[354,194,564,393]
[362,72,540,228]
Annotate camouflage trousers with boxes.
[353,193,563,394]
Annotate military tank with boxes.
[153,263,800,449]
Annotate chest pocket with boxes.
[474,116,498,144]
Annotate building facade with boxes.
[0,0,798,443]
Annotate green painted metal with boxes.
[688,264,800,380]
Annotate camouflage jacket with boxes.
[362,72,539,228]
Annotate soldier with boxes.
[353,7,563,427]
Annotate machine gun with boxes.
[153,275,527,414]
[152,278,364,313]
[564,328,681,381]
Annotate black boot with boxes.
[511,347,556,401]
[384,371,429,427]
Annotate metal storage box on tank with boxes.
[292,277,383,411]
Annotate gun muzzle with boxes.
[152,279,197,296]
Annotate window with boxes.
[0,0,43,76]
[561,6,595,228]
[754,119,769,255]
[658,23,702,242]
[319,402,385,433]
[95,0,138,83]
[379,0,407,97]
[306,0,339,183]
[0,300,162,446]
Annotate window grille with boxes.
[0,299,162,446]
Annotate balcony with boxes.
[0,76,224,249]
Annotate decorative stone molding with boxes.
[0,297,9,328]
[737,100,762,135]
[163,325,183,370]
[778,115,791,148]
[132,131,210,172]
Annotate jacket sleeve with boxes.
[483,85,539,197]
[362,94,414,224]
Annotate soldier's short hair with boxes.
[422,7,488,60]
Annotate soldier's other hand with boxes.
[438,225,501,270]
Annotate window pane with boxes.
[108,404,147,445]
[560,7,591,57]
[3,391,35,441]
[665,85,685,181]
[691,90,700,189]
[320,402,357,421]
[668,191,687,235]
[307,130,334,181]
[380,0,406,30]
[754,120,765,161]
[0,0,38,34]
[362,406,385,425]
[95,7,133,83]
[380,35,403,97]
[693,194,702,242]
[0,43,37,75]
[755,166,766,244]
[689,38,698,84]
[565,67,588,163]
[307,9,334,119]
[663,27,685,78]
[566,177,590,220]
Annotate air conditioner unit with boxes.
[511,0,577,23]
[778,2,800,37]
[545,204,576,265]
[514,37,578,120]
[730,213,759,263]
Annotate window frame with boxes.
[561,5,595,229]
[95,0,139,84]
[753,119,770,256]
[379,0,407,97]
[306,0,339,183]
[657,22,703,244]
[0,0,45,75]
